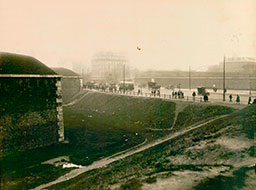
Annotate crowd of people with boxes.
[151,89,161,97]
[190,91,255,105]
[171,90,185,99]
[85,85,255,105]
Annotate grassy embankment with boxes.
[1,92,176,189]
[173,104,235,130]
[48,99,241,190]
[63,92,176,165]
[0,92,238,189]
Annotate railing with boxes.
[84,88,252,105]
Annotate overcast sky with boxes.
[0,0,255,71]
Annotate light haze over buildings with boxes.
[91,52,131,83]
[208,57,256,73]
[0,0,255,71]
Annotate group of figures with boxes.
[228,94,240,104]
[229,94,255,105]
[86,84,256,105]
[191,91,208,102]
[172,90,185,99]
[151,89,161,97]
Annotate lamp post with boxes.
[189,66,191,91]
[249,75,252,95]
[223,56,226,101]
[123,63,125,93]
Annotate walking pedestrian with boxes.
[236,95,240,104]
[137,89,140,96]
[157,89,160,97]
[203,94,208,102]
[192,91,196,101]
[248,97,252,105]
[229,94,232,102]
[174,91,177,99]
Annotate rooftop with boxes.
[51,67,79,76]
[0,52,56,75]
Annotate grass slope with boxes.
[64,92,176,164]
[0,92,176,189]
[49,104,253,190]
[0,92,242,190]
[174,104,234,130]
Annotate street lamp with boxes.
[223,56,226,101]
[249,75,252,95]
[189,66,191,91]
[123,63,125,93]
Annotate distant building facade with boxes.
[135,57,256,91]
[0,52,64,157]
[208,57,256,73]
[52,67,83,103]
[91,52,131,83]
[135,70,256,91]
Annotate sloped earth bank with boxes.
[0,92,242,189]
[44,105,255,190]
[33,116,226,190]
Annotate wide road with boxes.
[134,87,256,105]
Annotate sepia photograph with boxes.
[0,0,255,189]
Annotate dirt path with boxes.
[63,91,91,107]
[32,115,228,190]
[171,101,188,129]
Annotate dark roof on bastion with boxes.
[51,67,79,76]
[0,52,57,75]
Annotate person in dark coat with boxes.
[236,95,240,104]
[203,94,208,102]
[229,94,232,102]
[248,97,252,105]
[137,89,141,95]
[178,91,181,99]
[192,91,196,101]
[157,89,160,97]
[181,92,184,99]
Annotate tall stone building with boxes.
[0,52,64,156]
[91,52,130,83]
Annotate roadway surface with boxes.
[134,87,256,105]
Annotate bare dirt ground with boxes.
[139,119,255,190]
